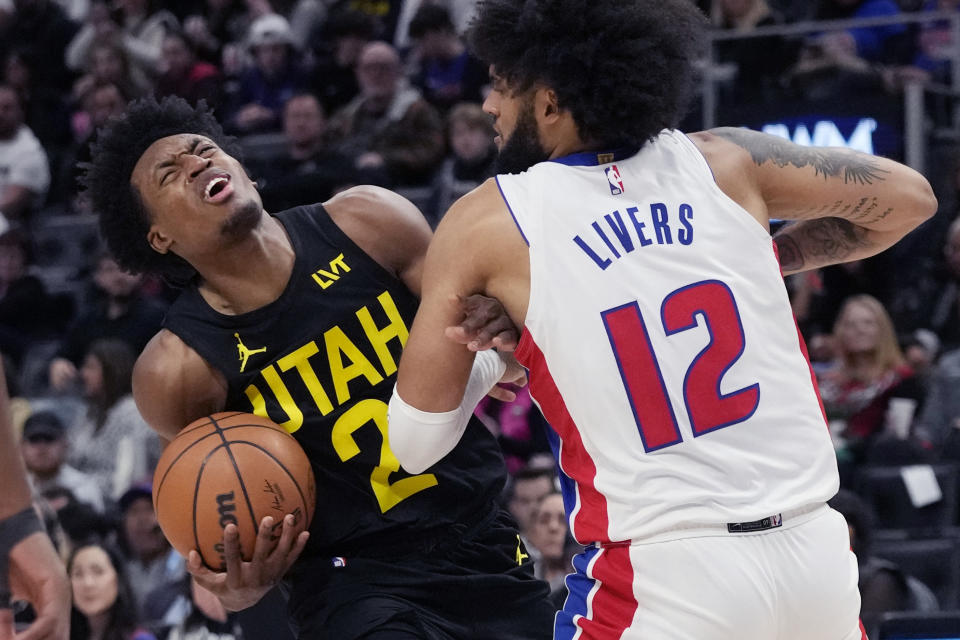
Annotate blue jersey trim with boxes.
[549,147,640,167]
[494,175,530,246]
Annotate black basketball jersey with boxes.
[163,204,507,558]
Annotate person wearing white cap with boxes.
[225,13,306,134]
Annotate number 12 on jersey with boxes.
[601,280,760,453]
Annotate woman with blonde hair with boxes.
[817,294,924,476]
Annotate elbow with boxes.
[918,180,938,223]
[907,172,938,226]
[388,423,430,475]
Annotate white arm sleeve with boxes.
[388,350,506,474]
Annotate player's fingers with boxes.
[222,525,244,589]
[16,572,70,640]
[252,516,279,564]
[186,552,224,589]
[272,514,299,558]
[491,330,519,352]
[443,325,473,345]
[486,385,517,403]
[0,608,13,640]
[288,531,310,564]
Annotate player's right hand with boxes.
[186,514,309,612]
[1,531,70,640]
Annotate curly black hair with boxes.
[81,95,242,282]
[468,0,708,149]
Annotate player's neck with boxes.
[195,216,296,316]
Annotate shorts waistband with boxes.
[597,503,828,548]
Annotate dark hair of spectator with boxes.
[164,27,198,56]
[409,4,455,39]
[85,338,136,429]
[81,95,241,283]
[0,84,23,111]
[68,540,140,640]
[467,0,708,149]
[503,464,556,501]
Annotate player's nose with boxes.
[184,154,210,181]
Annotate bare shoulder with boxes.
[686,129,769,227]
[133,329,227,441]
[322,185,432,279]
[438,178,511,235]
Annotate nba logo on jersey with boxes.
[605,165,624,195]
[331,556,347,568]
[772,514,782,527]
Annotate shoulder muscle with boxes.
[133,330,227,441]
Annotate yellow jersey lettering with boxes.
[244,383,268,418]
[311,253,351,289]
[276,342,335,417]
[331,399,438,512]
[355,291,408,377]
[260,365,304,433]
[324,326,384,405]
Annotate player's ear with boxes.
[147,226,173,255]
[538,87,561,121]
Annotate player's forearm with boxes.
[773,219,905,276]
[0,365,33,519]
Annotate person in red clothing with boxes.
[155,30,221,110]
[817,294,924,475]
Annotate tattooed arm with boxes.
[689,127,937,275]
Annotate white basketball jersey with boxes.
[499,130,839,545]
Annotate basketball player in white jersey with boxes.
[387,0,937,638]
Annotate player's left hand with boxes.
[444,294,519,352]
[186,514,309,612]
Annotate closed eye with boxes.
[200,145,215,155]
[160,170,176,186]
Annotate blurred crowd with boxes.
[3,0,960,637]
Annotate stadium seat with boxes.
[876,610,960,640]
[855,464,959,534]
[872,537,960,611]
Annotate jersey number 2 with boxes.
[601,280,759,452]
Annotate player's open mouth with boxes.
[203,173,233,203]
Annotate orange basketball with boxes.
[152,412,316,570]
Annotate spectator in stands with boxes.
[911,0,960,84]
[3,47,73,152]
[65,82,129,212]
[529,490,572,605]
[328,40,445,187]
[143,575,242,640]
[42,485,116,552]
[66,0,178,91]
[912,216,960,353]
[48,252,166,393]
[829,489,939,634]
[154,29,221,109]
[69,539,158,640]
[72,39,148,106]
[712,0,799,104]
[817,295,923,479]
[21,411,105,512]
[0,84,51,221]
[407,4,487,114]
[506,465,556,550]
[181,0,251,66]
[250,93,356,211]
[223,12,305,134]
[67,339,162,501]
[117,483,186,619]
[426,102,496,226]
[0,0,79,94]
[916,344,960,459]
[0,228,60,364]
[308,8,375,115]
[814,0,909,63]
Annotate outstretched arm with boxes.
[693,127,937,276]
[0,360,69,640]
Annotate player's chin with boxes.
[220,198,262,239]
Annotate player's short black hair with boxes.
[409,4,455,39]
[81,95,242,283]
[468,0,708,149]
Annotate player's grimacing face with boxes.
[131,133,263,256]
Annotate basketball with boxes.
[152,412,316,570]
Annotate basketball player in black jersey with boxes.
[82,95,555,639]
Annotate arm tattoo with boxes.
[773,219,873,272]
[712,127,890,185]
